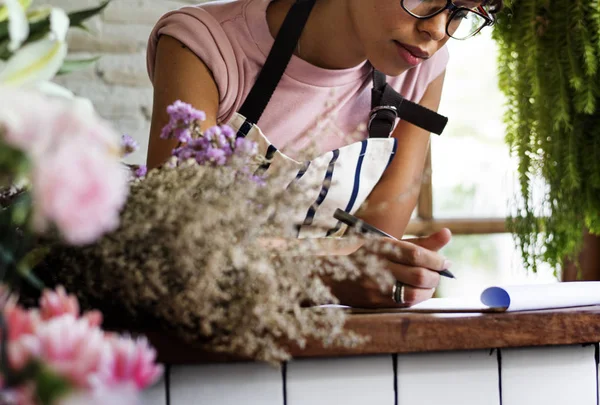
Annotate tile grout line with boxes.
[595,343,599,405]
[165,364,171,405]
[393,354,398,405]
[497,349,503,405]
[282,361,288,405]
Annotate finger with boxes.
[375,240,449,271]
[390,265,441,289]
[403,228,452,252]
[396,285,435,306]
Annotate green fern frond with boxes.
[494,0,600,274]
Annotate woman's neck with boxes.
[266,0,366,70]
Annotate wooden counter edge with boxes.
[118,305,600,365]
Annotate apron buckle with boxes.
[368,105,398,138]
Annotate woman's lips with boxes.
[394,41,429,66]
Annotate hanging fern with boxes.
[492,0,600,272]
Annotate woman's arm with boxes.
[147,35,221,170]
[357,72,446,239]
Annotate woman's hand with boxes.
[324,228,452,308]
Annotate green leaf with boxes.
[17,263,44,290]
[0,143,30,182]
[0,243,15,267]
[69,22,90,33]
[0,20,7,41]
[493,0,600,274]
[10,199,29,226]
[34,364,73,405]
[0,38,10,60]
[68,1,111,28]
[57,55,100,75]
[19,246,50,274]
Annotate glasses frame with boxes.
[400,0,495,40]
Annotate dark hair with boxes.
[485,0,504,14]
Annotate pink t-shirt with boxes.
[147,0,449,157]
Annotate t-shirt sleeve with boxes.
[146,6,239,122]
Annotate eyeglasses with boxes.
[401,0,495,40]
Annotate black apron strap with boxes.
[238,0,317,126]
[369,70,448,138]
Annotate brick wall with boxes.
[51,0,207,165]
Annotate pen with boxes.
[333,208,456,279]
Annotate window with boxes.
[407,29,558,298]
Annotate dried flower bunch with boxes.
[37,102,393,363]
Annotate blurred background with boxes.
[432,31,558,297]
[52,0,559,297]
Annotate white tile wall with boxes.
[501,345,597,405]
[141,375,167,405]
[169,362,284,405]
[396,350,500,405]
[286,356,395,405]
[151,343,600,405]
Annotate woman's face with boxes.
[347,0,453,76]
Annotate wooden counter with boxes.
[138,306,600,405]
[146,305,600,364]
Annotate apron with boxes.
[227,0,448,239]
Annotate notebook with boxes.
[321,282,600,313]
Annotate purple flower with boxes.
[234,137,258,157]
[221,125,236,140]
[206,147,227,166]
[121,134,139,156]
[250,174,267,186]
[135,165,147,178]
[160,102,259,170]
[174,127,193,144]
[172,146,195,161]
[166,100,206,123]
[160,100,206,142]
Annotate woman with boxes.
[146,0,503,308]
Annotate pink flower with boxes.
[33,315,114,389]
[44,101,121,156]
[31,136,129,245]
[3,301,38,341]
[2,294,40,371]
[8,334,40,371]
[108,336,163,390]
[39,286,102,326]
[0,87,62,155]
[1,87,128,245]
[0,88,120,158]
[82,311,103,328]
[40,286,78,320]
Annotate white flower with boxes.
[0,7,69,87]
[49,7,69,41]
[3,0,30,51]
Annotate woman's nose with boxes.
[417,12,448,41]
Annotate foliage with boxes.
[492,0,600,272]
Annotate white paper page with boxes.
[318,282,600,313]
[318,297,496,312]
[480,282,600,311]
[409,296,492,311]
